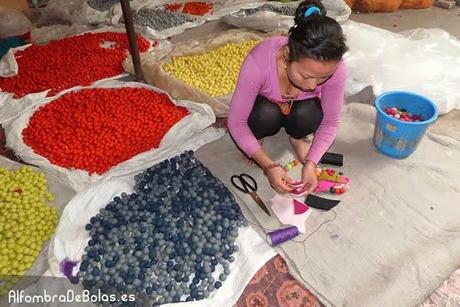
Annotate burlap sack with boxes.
[352,0,432,10]
[124,29,282,117]
[343,0,356,8]
[400,0,432,9]
[353,0,403,12]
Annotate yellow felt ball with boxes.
[162,40,260,97]
[0,166,58,296]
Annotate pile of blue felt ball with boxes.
[75,151,247,306]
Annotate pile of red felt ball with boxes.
[165,2,213,15]
[0,32,151,98]
[22,87,189,175]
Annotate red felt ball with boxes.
[384,106,423,122]
[182,2,213,15]
[0,32,151,98]
[22,87,189,175]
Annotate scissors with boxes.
[231,173,271,216]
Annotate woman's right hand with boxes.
[266,167,293,194]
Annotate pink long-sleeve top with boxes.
[227,36,347,165]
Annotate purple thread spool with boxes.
[266,226,300,246]
[60,258,80,284]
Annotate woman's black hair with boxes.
[288,0,348,62]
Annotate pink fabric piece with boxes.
[289,181,308,197]
[227,36,348,165]
[270,194,311,233]
[315,176,350,193]
[294,199,309,214]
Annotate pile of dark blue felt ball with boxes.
[242,4,296,16]
[132,9,197,32]
[76,151,247,305]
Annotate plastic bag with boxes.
[3,80,217,192]
[343,20,460,114]
[223,0,351,32]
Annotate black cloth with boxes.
[305,194,340,211]
[247,95,323,140]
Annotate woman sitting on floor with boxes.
[228,0,348,194]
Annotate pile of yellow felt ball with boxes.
[0,166,58,296]
[161,40,259,97]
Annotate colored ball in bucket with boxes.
[384,107,423,122]
[373,91,439,159]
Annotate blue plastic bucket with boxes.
[373,91,439,159]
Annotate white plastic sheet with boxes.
[0,27,170,124]
[343,20,460,114]
[45,148,275,307]
[223,0,351,32]
[3,80,216,192]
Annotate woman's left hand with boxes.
[301,160,318,195]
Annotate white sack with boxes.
[3,80,216,192]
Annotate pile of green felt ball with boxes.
[0,166,58,296]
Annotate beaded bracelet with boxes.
[263,162,283,175]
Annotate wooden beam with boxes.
[120,0,143,82]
